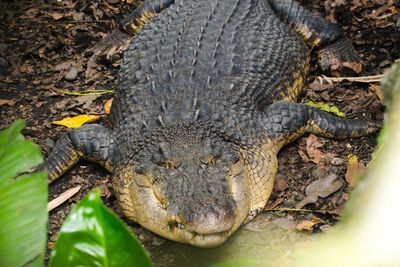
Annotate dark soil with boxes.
[0,0,398,266]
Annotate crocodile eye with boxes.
[166,158,181,170]
[200,154,216,166]
[135,164,147,175]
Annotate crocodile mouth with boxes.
[164,222,232,247]
[128,172,250,248]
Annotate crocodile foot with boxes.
[318,38,362,73]
[89,29,132,59]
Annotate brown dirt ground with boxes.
[0,0,399,266]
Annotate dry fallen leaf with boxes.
[54,61,73,71]
[104,2,120,11]
[20,8,39,19]
[296,220,317,231]
[296,174,343,209]
[99,183,112,198]
[50,12,64,20]
[52,114,102,128]
[308,80,333,92]
[315,207,343,216]
[85,56,98,79]
[297,217,326,231]
[369,84,384,102]
[273,178,289,192]
[0,99,17,106]
[342,61,363,74]
[265,197,284,210]
[56,94,99,111]
[20,64,34,73]
[345,154,366,188]
[298,134,336,164]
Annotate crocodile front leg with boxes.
[38,124,114,183]
[269,0,359,70]
[91,0,175,58]
[259,101,381,149]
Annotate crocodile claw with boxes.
[318,38,362,73]
[89,29,132,59]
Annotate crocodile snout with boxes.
[183,199,237,235]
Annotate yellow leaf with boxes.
[306,101,345,117]
[104,98,113,114]
[347,154,358,165]
[52,115,102,128]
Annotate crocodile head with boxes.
[115,125,252,247]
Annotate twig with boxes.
[59,89,114,96]
[265,208,313,212]
[317,74,383,84]
[47,186,81,211]
[40,20,110,24]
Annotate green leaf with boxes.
[0,120,48,267]
[305,101,346,118]
[50,188,152,267]
[0,120,43,189]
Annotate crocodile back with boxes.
[111,0,309,136]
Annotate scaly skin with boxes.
[41,0,380,247]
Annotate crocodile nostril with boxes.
[135,164,147,174]
[166,158,181,170]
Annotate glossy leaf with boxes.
[0,120,43,187]
[52,114,102,128]
[50,188,152,267]
[0,120,48,267]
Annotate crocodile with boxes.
[42,0,380,247]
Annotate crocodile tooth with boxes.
[185,231,194,240]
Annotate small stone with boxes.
[319,224,333,232]
[50,234,58,242]
[72,12,86,22]
[272,217,296,231]
[151,237,165,246]
[0,43,8,53]
[45,138,55,149]
[331,157,345,166]
[284,199,297,208]
[64,67,78,81]
[330,166,339,174]
[311,168,328,180]
[0,57,8,68]
[321,91,330,101]
[56,210,66,219]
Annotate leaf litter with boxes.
[296,174,344,209]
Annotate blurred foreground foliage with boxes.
[50,188,152,267]
[0,120,47,267]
